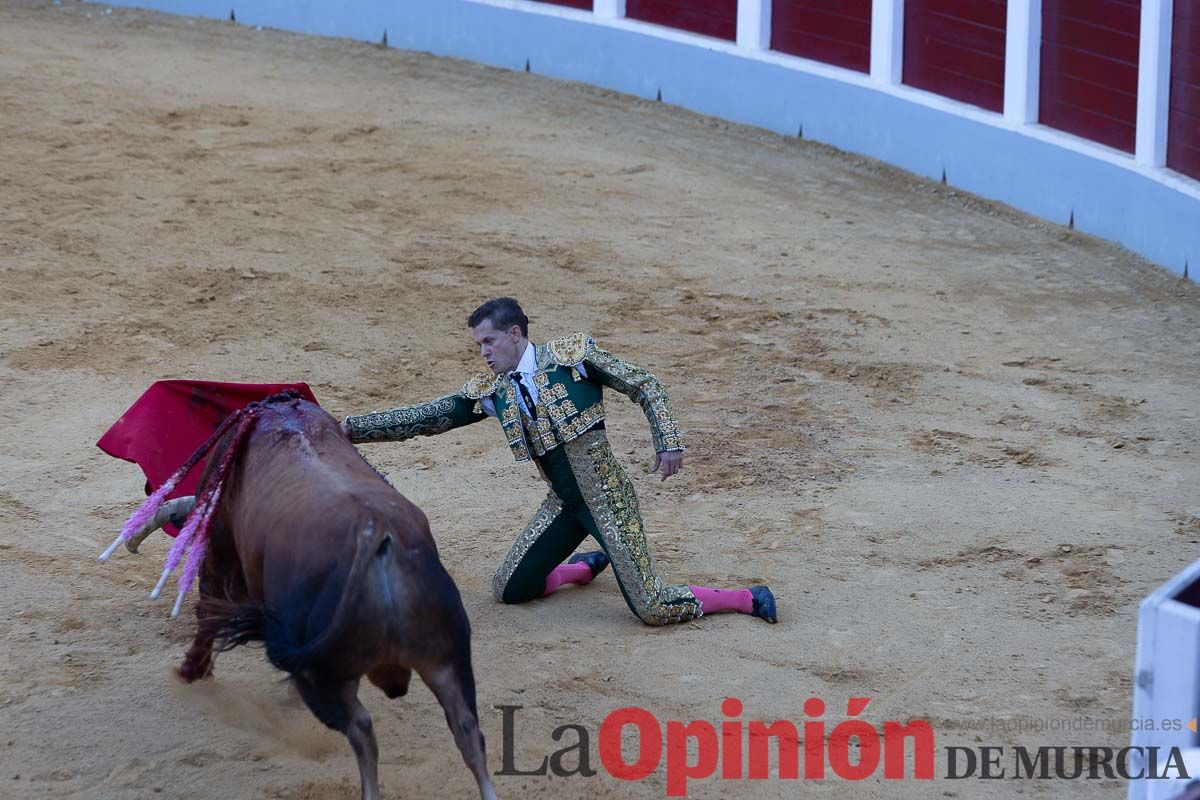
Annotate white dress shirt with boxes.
[480,342,588,418]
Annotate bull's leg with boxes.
[178,570,222,682]
[420,660,498,800]
[178,524,243,682]
[367,664,412,699]
[178,627,217,683]
[293,675,380,800]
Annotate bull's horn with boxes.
[126,496,197,554]
[100,495,199,561]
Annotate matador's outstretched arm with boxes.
[343,394,488,444]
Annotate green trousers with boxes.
[491,428,701,626]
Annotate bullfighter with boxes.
[342,297,777,627]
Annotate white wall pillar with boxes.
[1003,0,1042,125]
[870,0,904,85]
[1136,0,1174,166]
[594,0,625,19]
[737,0,772,51]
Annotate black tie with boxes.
[510,372,538,420]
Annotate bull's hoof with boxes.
[177,659,213,683]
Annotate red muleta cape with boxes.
[97,380,320,536]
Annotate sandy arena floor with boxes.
[2,2,1200,797]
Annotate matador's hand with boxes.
[651,450,683,481]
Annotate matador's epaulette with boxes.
[546,332,594,366]
[462,372,500,399]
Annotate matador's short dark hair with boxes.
[467,297,529,337]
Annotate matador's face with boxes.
[471,319,524,375]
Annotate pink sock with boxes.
[543,562,595,596]
[690,586,754,615]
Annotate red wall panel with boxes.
[627,0,738,41]
[902,0,1008,112]
[1039,0,1140,153]
[1168,2,1200,180]
[532,0,592,8]
[772,0,872,73]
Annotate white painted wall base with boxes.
[95,0,1200,279]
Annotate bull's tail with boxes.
[211,515,388,676]
[198,596,273,653]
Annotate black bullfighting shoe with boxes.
[749,585,778,624]
[568,550,610,579]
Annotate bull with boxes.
[101,391,497,800]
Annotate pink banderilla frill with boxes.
[100,406,259,617]
[149,487,217,603]
[171,514,212,618]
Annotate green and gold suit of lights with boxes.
[344,333,700,625]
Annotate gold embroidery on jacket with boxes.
[546,332,589,366]
[347,395,461,441]
[462,372,500,399]
[582,340,684,453]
